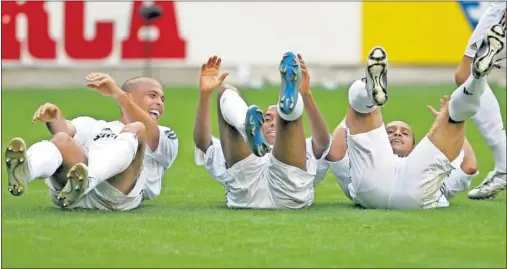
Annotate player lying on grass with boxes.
[5,75,178,211]
[315,24,504,209]
[193,53,331,209]
[317,87,479,207]
[454,4,506,200]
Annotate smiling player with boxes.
[318,25,504,209]
[5,75,178,210]
[193,53,331,209]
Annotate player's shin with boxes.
[448,75,487,122]
[471,84,506,172]
[85,132,139,195]
[6,138,63,196]
[348,79,377,114]
[27,141,63,180]
[219,88,248,139]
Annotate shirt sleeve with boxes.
[440,166,479,200]
[194,137,228,182]
[305,136,332,161]
[145,126,179,169]
[70,116,100,146]
[440,149,479,200]
[328,154,353,200]
[313,160,330,186]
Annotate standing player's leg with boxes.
[437,24,504,162]
[5,132,87,196]
[216,84,257,167]
[58,122,146,208]
[455,5,507,199]
[466,22,507,199]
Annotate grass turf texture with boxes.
[1,85,506,268]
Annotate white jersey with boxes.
[195,136,328,208]
[70,116,178,200]
[322,148,478,207]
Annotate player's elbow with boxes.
[462,164,478,176]
[194,138,212,153]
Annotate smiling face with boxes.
[122,77,165,122]
[385,121,415,157]
[262,105,277,145]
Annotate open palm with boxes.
[200,56,229,93]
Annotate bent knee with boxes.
[51,132,74,149]
[121,122,147,140]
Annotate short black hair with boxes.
[121,76,145,92]
[121,76,160,92]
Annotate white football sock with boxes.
[471,84,506,172]
[27,141,63,182]
[348,79,377,114]
[84,132,139,195]
[220,88,248,139]
[277,92,304,121]
[449,75,486,122]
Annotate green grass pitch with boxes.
[1,85,506,268]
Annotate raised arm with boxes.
[459,137,477,175]
[85,73,160,151]
[298,54,330,159]
[193,56,228,152]
[32,103,76,136]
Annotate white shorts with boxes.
[45,134,144,211]
[346,125,454,209]
[222,154,273,209]
[46,177,144,211]
[266,154,315,209]
[224,153,315,209]
[464,2,506,58]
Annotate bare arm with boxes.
[193,91,213,152]
[84,73,160,151]
[46,118,76,136]
[194,56,229,152]
[326,119,347,162]
[115,91,160,151]
[298,54,330,159]
[32,103,76,136]
[460,137,478,175]
[302,92,331,158]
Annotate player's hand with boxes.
[427,96,450,119]
[426,105,439,118]
[32,103,61,124]
[199,56,229,93]
[298,53,311,95]
[85,73,123,98]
